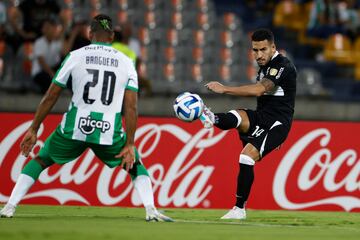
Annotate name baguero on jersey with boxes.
[256,51,297,127]
[52,42,138,145]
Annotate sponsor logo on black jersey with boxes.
[78,116,111,135]
[276,67,284,79]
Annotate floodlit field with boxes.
[0,205,359,240]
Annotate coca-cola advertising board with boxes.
[0,113,359,212]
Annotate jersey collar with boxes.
[271,51,280,61]
[92,42,112,46]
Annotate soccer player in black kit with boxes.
[200,29,296,219]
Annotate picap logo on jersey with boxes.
[78,116,111,135]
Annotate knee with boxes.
[241,144,261,162]
[236,110,250,133]
[34,156,53,169]
[239,154,256,166]
[128,162,149,180]
[214,110,242,130]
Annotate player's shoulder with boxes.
[68,44,134,67]
[272,53,294,69]
[270,53,296,75]
[67,45,86,58]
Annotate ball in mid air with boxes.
[173,92,204,122]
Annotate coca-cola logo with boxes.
[1,115,359,211]
[0,120,228,207]
[273,128,360,211]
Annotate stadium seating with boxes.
[164,0,189,12]
[323,34,354,65]
[4,0,359,100]
[195,0,215,13]
[353,37,360,80]
[297,68,327,96]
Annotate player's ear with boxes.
[271,43,276,53]
[88,31,94,41]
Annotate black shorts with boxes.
[239,109,290,158]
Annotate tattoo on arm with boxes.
[260,78,275,92]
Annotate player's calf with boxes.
[214,110,242,130]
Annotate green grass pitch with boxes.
[0,205,359,240]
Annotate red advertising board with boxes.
[0,113,359,212]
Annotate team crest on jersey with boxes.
[270,68,278,76]
[78,116,111,135]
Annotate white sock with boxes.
[228,110,242,128]
[8,174,35,207]
[133,175,155,208]
[239,154,256,166]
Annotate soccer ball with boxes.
[173,92,204,122]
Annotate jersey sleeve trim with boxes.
[52,53,71,84]
[52,79,67,88]
[125,86,139,92]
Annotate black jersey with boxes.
[256,52,297,128]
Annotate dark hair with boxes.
[251,28,274,43]
[90,14,113,34]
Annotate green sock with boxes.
[21,159,45,181]
[129,162,149,180]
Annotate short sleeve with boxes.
[52,53,74,88]
[125,59,138,92]
[263,65,286,86]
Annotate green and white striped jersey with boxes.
[52,42,138,145]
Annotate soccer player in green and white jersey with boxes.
[0,14,173,222]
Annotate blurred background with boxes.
[0,0,359,121]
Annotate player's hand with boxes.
[205,81,226,94]
[20,128,38,157]
[116,144,135,172]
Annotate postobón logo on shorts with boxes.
[78,116,111,135]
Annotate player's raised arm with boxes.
[205,80,270,97]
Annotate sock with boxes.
[7,159,48,207]
[214,110,242,130]
[128,149,149,181]
[133,175,155,208]
[21,159,44,181]
[128,162,149,180]
[235,155,255,209]
[8,174,35,207]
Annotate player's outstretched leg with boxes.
[221,154,255,220]
[133,175,174,222]
[130,163,174,222]
[0,159,50,218]
[0,203,16,218]
[199,104,215,129]
[145,205,174,222]
[199,101,242,130]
